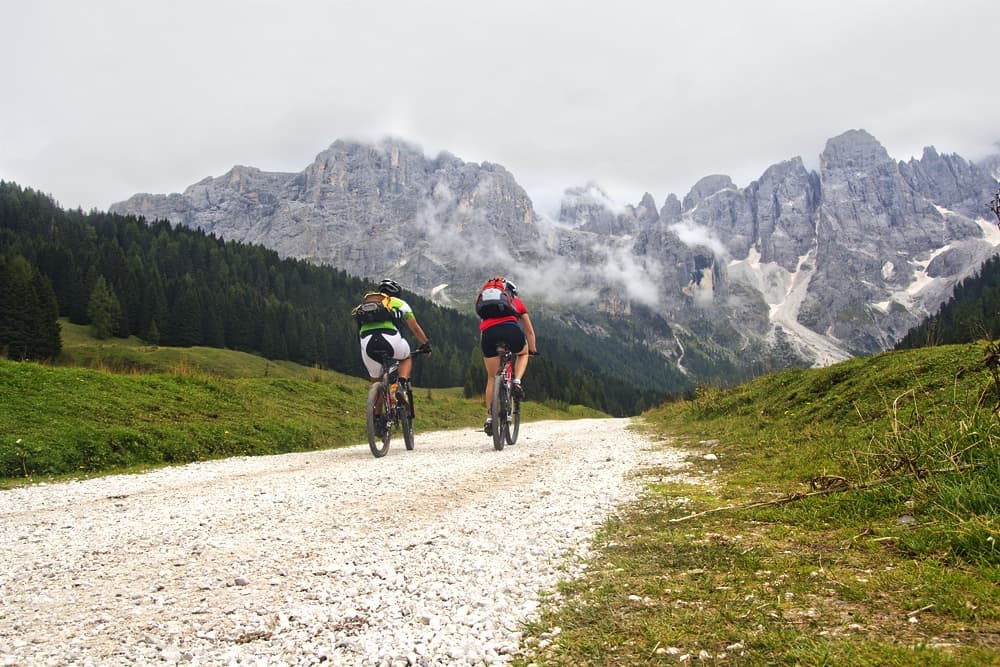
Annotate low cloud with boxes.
[588,241,663,308]
[415,179,516,269]
[668,219,729,259]
[513,256,601,306]
[562,182,631,216]
[518,218,665,309]
[411,183,667,311]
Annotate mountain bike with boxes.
[366,349,427,458]
[490,342,522,451]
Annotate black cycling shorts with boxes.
[480,321,526,357]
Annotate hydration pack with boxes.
[352,292,397,325]
[475,277,518,319]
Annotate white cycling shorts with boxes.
[360,330,411,378]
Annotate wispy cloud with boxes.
[562,183,631,217]
[415,178,516,269]
[514,218,664,309]
[668,219,729,259]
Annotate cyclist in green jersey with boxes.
[358,279,431,391]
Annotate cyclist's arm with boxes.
[405,316,430,347]
[520,312,537,354]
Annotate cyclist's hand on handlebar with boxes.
[529,349,540,356]
[417,341,432,355]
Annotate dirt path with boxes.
[0,418,695,666]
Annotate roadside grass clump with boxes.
[517,342,1000,666]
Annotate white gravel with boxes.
[0,418,694,666]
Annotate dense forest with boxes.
[0,181,665,416]
[895,253,1000,350]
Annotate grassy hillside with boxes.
[0,321,604,484]
[517,342,1000,666]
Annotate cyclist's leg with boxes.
[381,330,412,378]
[481,328,502,422]
[513,348,530,381]
[483,355,500,411]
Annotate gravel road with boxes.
[0,418,694,666]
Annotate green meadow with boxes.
[0,320,602,483]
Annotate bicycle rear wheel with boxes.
[491,377,506,451]
[367,383,391,457]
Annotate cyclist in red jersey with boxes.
[479,278,537,436]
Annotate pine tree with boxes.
[87,276,121,340]
[31,271,62,358]
[145,319,161,345]
[0,255,62,359]
[167,275,203,347]
[0,255,36,359]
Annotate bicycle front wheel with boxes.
[400,401,414,451]
[491,378,507,451]
[508,396,520,446]
[367,383,391,458]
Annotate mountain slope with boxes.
[111,131,1000,384]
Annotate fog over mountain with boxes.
[112,130,1000,383]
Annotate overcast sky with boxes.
[3,0,999,217]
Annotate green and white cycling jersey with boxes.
[357,296,415,335]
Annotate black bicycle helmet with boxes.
[378,279,402,296]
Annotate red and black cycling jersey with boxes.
[478,296,527,332]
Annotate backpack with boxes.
[475,277,518,319]
[352,292,398,326]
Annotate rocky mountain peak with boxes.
[558,183,634,234]
[819,128,892,171]
[659,194,682,223]
[683,175,736,210]
[110,131,1000,383]
[635,193,659,226]
[901,145,997,217]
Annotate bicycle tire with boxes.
[367,383,391,458]
[400,399,414,451]
[508,396,520,445]
[498,392,513,447]
[491,376,506,451]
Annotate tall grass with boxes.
[853,379,1000,565]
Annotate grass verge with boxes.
[517,342,1000,666]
